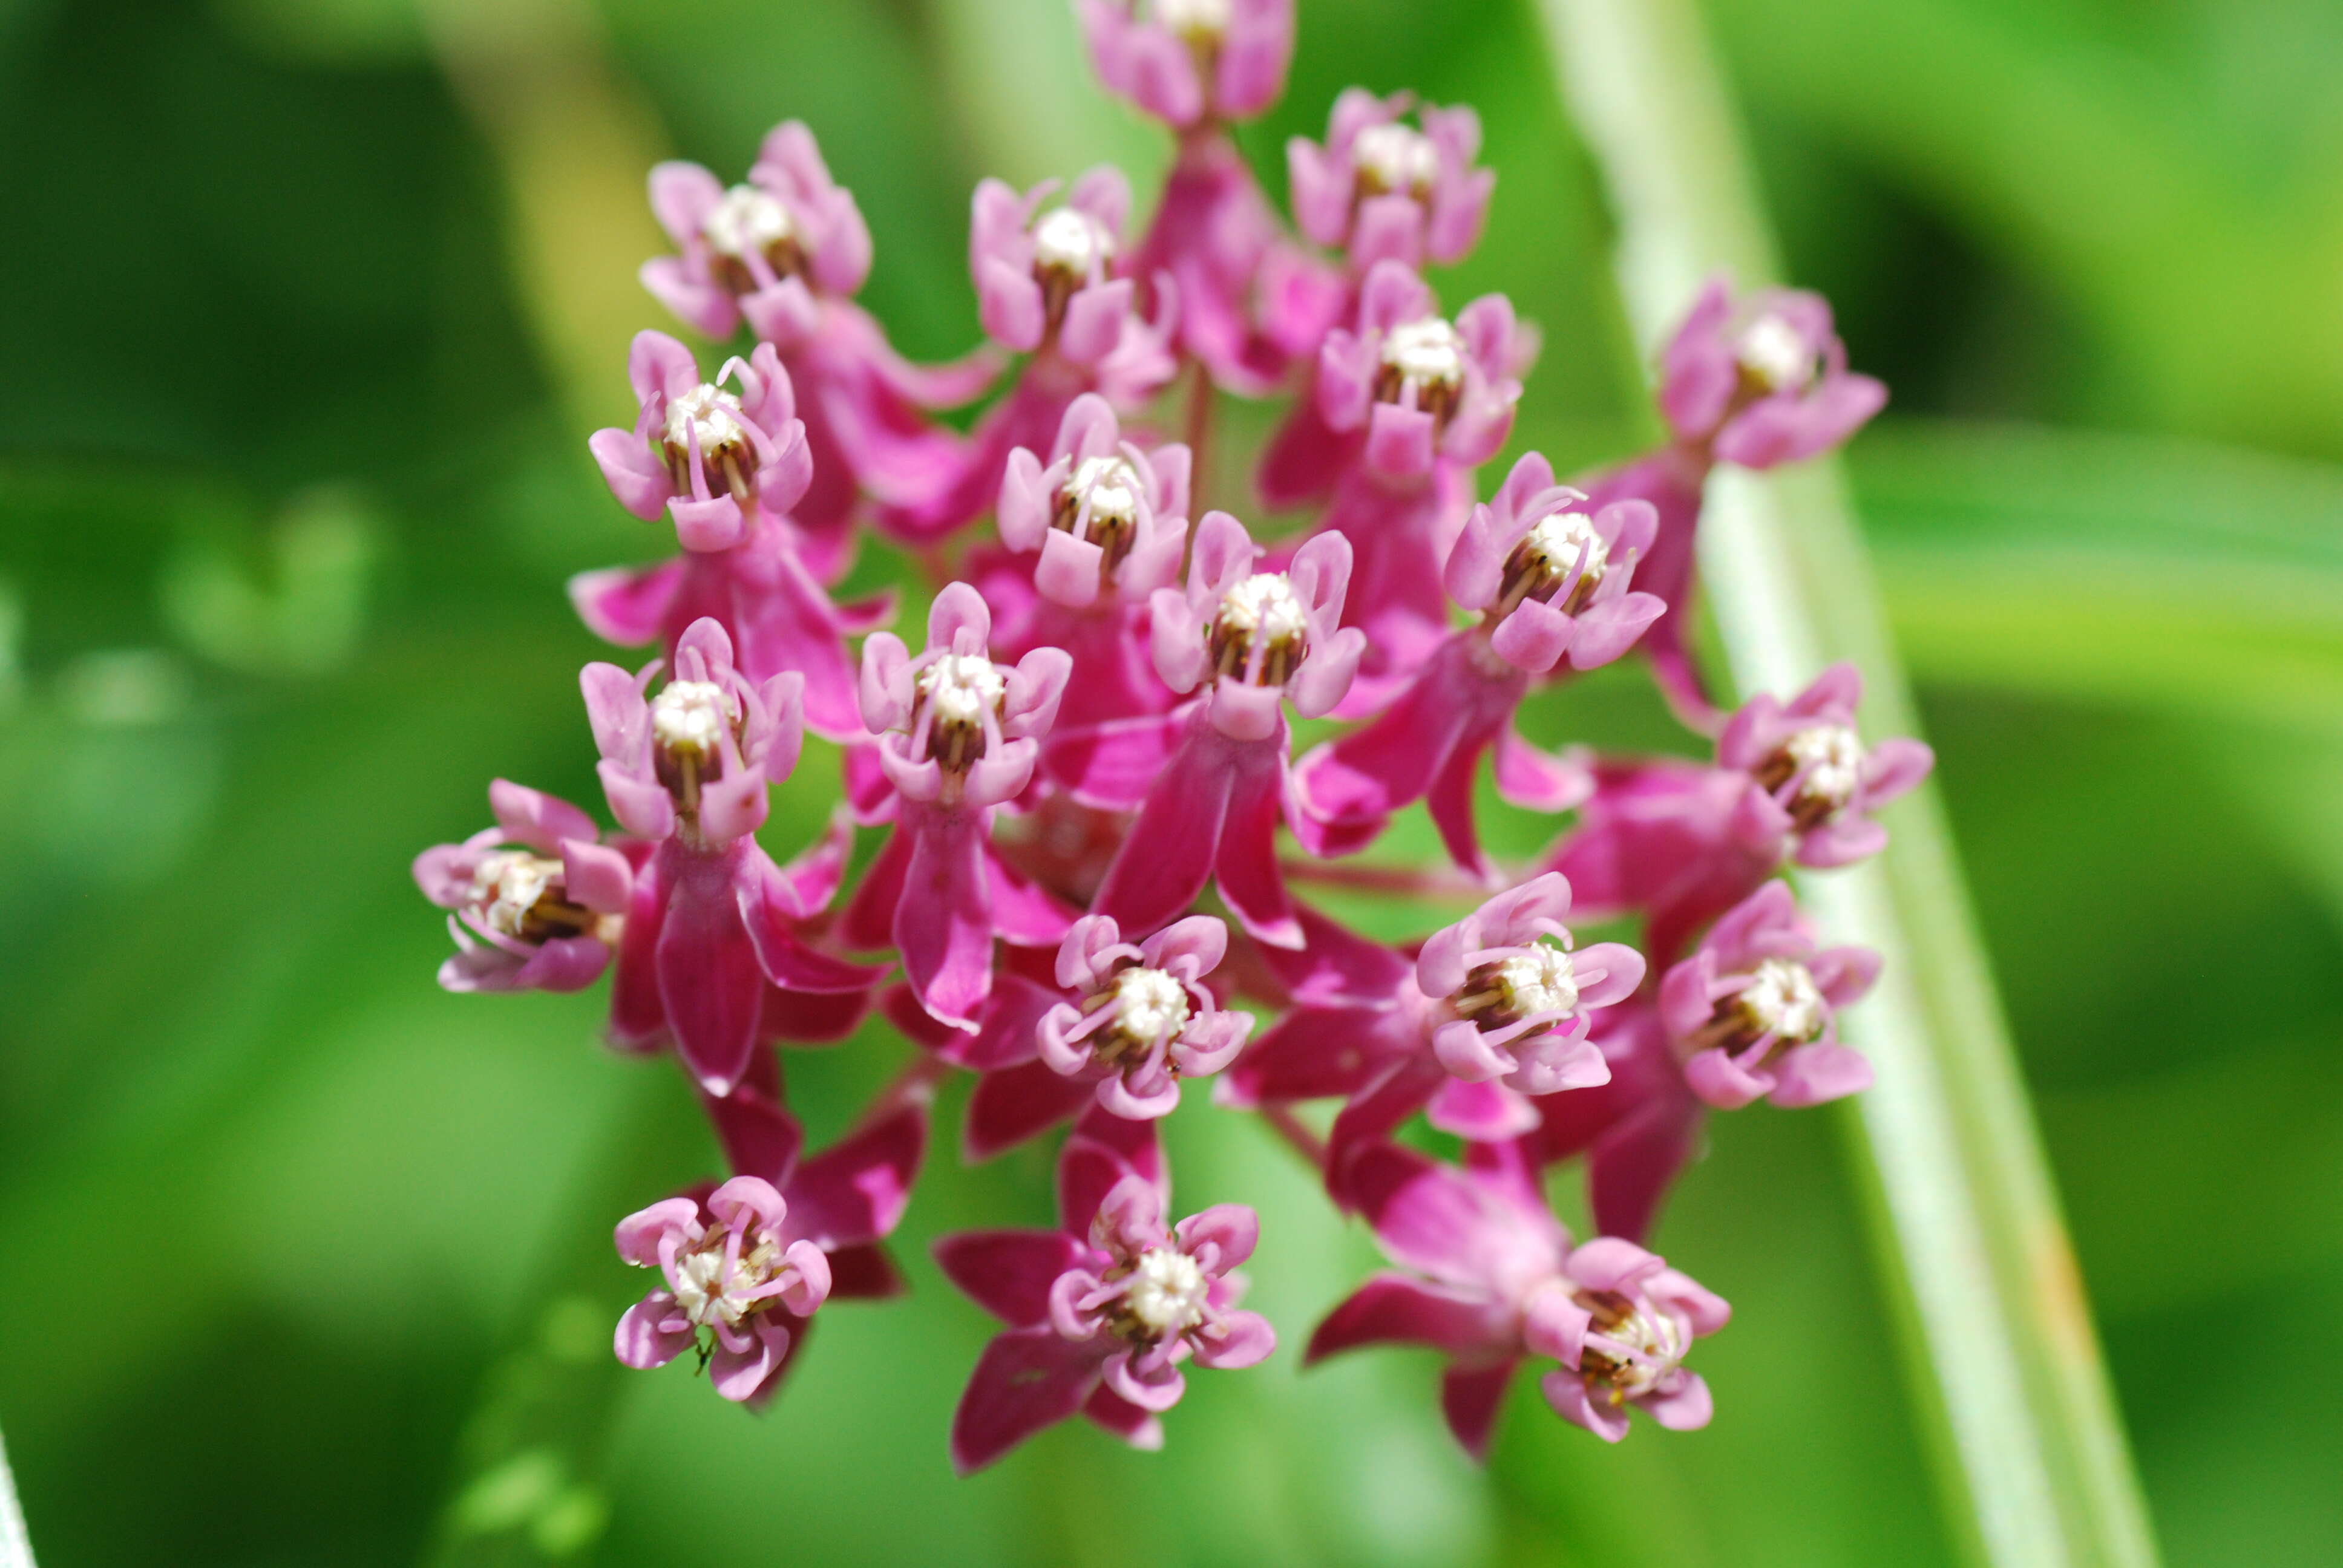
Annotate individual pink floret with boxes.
[1716,661,1938,869]
[1303,260,1532,684]
[1071,511,1363,947]
[905,914,1254,1157]
[577,330,885,740]
[613,1177,834,1405]
[1221,875,1640,1168]
[896,172,1179,540]
[1660,880,1879,1109]
[1549,662,1934,964]
[1293,452,1664,873]
[1075,0,1293,129]
[936,1112,1274,1473]
[1308,1139,1727,1455]
[413,780,636,995]
[841,584,1075,1031]
[997,393,1190,615]
[589,331,812,556]
[641,122,877,338]
[1318,260,1525,481]
[1415,874,1645,1095]
[1288,89,1493,272]
[1657,275,1887,468]
[1592,275,1886,726]
[583,619,884,1093]
[637,121,999,559]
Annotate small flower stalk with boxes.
[411,4,1921,1476]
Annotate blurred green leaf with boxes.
[1536,2,2160,1563]
[1854,422,2343,730]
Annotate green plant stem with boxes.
[0,1422,33,1568]
[1531,2,2160,1564]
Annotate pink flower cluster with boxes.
[414,0,1924,1472]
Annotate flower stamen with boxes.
[1208,572,1311,688]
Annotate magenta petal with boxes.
[981,842,1078,946]
[569,560,683,648]
[606,859,669,1050]
[950,1327,1104,1475]
[1683,1047,1770,1110]
[1305,1275,1514,1362]
[1256,901,1415,1007]
[1440,1359,1518,1462]
[948,971,1061,1072]
[1093,722,1236,938]
[700,1063,805,1187]
[934,1229,1089,1328]
[1046,710,1187,809]
[1426,1077,1541,1141]
[784,1099,929,1249]
[1641,1371,1714,1431]
[966,1059,1096,1161]
[1218,1003,1414,1106]
[1214,752,1300,949]
[614,1296,695,1370]
[1587,1102,1701,1244]
[588,428,672,521]
[897,811,995,1031]
[1766,1042,1872,1107]
[1081,1383,1165,1450]
[1540,1368,1630,1442]
[1191,1308,1275,1369]
[739,870,885,994]
[656,864,767,1095]
[1342,1137,1568,1290]
[710,1325,785,1403]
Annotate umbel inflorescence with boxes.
[414,0,1926,1474]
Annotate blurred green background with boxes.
[4,0,2341,1562]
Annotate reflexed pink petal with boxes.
[614,1295,695,1370]
[934,1229,1089,1328]
[1440,1359,1517,1461]
[966,1059,1095,1161]
[1426,1077,1540,1141]
[1214,754,1301,949]
[950,1327,1104,1475]
[1191,1308,1275,1368]
[1305,1275,1514,1362]
[613,1200,698,1267]
[1081,1383,1164,1449]
[1217,1003,1414,1106]
[1254,901,1415,1007]
[1341,1137,1568,1290]
[897,810,996,1031]
[655,861,767,1094]
[784,1097,929,1248]
[1766,1042,1872,1107]
[1093,719,1237,938]
[700,1064,805,1187]
[1540,1369,1630,1442]
[1640,1371,1714,1431]
[569,560,684,647]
